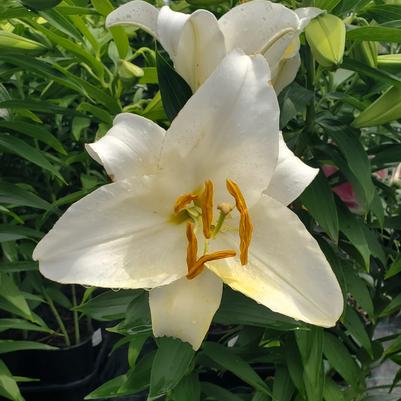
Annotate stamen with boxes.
[187,250,236,280]
[186,222,198,269]
[199,180,214,239]
[226,179,253,265]
[174,193,198,214]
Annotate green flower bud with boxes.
[305,14,346,68]
[352,86,401,128]
[377,54,401,73]
[351,41,377,68]
[118,60,144,80]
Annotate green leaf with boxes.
[90,0,129,58]
[75,290,141,321]
[343,267,374,317]
[301,171,339,242]
[0,183,49,209]
[0,99,85,117]
[320,122,375,208]
[21,0,62,10]
[385,255,401,279]
[380,293,401,317]
[127,332,149,368]
[30,19,105,80]
[338,205,371,270]
[0,134,64,182]
[120,351,155,394]
[38,8,82,41]
[214,288,300,330]
[0,261,38,273]
[156,47,192,122]
[0,274,32,320]
[0,121,66,155]
[201,382,243,401]
[1,56,120,114]
[172,373,201,401]
[364,5,401,22]
[84,374,128,399]
[202,342,271,395]
[0,31,47,54]
[76,103,113,125]
[296,327,324,401]
[343,306,373,357]
[347,26,401,43]
[0,319,52,333]
[0,340,56,354]
[149,337,195,398]
[0,360,24,401]
[272,365,294,401]
[323,377,346,401]
[0,224,43,242]
[323,332,361,385]
[342,57,401,88]
[314,0,341,11]
[383,333,401,357]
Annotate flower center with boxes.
[173,179,253,280]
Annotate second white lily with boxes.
[33,51,343,350]
[106,0,321,93]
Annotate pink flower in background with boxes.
[322,165,389,213]
[322,166,360,212]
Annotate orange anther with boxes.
[174,193,198,214]
[186,222,198,270]
[226,179,253,265]
[187,250,236,280]
[199,180,214,239]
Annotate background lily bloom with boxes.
[106,0,321,93]
[33,51,342,350]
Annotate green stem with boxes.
[43,287,71,347]
[71,285,81,345]
[296,43,316,157]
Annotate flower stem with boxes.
[71,285,80,345]
[296,43,315,157]
[43,287,71,347]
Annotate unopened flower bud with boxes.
[305,14,345,68]
[118,59,144,80]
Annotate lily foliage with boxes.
[0,0,400,400]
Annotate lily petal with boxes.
[271,53,300,95]
[105,0,159,36]
[157,6,190,61]
[219,1,322,91]
[207,195,343,327]
[219,1,299,67]
[33,176,187,289]
[86,113,165,181]
[160,50,279,206]
[175,10,226,91]
[264,132,318,205]
[149,269,223,350]
[295,7,323,30]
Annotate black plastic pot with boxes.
[1,330,105,401]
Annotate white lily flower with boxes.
[33,51,342,350]
[106,0,321,93]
